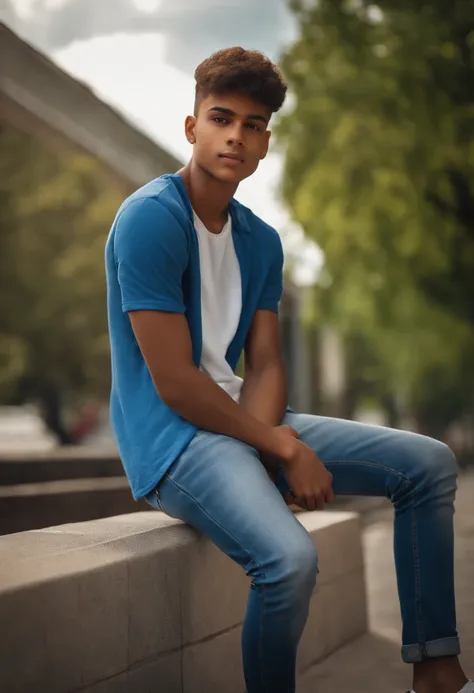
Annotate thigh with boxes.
[283,412,452,498]
[156,430,315,577]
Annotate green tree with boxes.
[278,0,474,435]
[0,124,124,442]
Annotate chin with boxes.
[219,165,256,185]
[198,158,255,185]
[220,171,246,184]
[206,167,243,184]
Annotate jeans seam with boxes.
[411,485,425,650]
[154,481,164,512]
[259,583,267,692]
[323,458,411,485]
[154,488,163,511]
[155,470,173,511]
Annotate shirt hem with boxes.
[122,300,185,313]
[130,426,198,500]
[256,302,279,313]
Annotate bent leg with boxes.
[284,412,459,664]
[154,430,318,693]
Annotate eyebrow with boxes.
[208,106,268,124]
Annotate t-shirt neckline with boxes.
[193,210,231,238]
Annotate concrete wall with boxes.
[0,450,123,485]
[0,477,149,535]
[0,510,367,693]
[0,449,144,535]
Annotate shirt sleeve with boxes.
[256,232,284,313]
[113,197,189,314]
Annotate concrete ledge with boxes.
[0,511,367,693]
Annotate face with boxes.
[185,92,272,185]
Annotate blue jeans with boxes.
[146,413,460,693]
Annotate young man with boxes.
[105,47,471,693]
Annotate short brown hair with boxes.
[194,47,287,115]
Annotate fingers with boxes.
[325,472,335,503]
[314,493,325,511]
[325,486,335,504]
[299,486,333,512]
[296,493,324,512]
[291,472,334,513]
[295,495,311,511]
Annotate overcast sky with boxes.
[1,0,322,283]
[2,0,296,72]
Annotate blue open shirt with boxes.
[105,173,284,500]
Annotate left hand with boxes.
[260,425,299,477]
[262,425,327,511]
[260,426,306,508]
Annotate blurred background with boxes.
[1,0,474,534]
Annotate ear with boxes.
[260,130,271,160]
[185,115,196,145]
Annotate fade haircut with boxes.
[194,47,287,116]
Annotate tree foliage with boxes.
[278,0,474,432]
[0,124,124,438]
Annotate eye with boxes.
[245,123,261,131]
[212,116,228,124]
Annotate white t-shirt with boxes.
[193,211,243,402]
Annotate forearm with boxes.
[154,365,283,459]
[239,361,289,475]
[239,361,288,427]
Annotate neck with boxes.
[178,158,238,230]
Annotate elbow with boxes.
[153,371,192,410]
[156,382,184,410]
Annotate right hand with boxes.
[271,427,334,511]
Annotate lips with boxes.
[219,153,244,163]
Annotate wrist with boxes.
[266,428,298,464]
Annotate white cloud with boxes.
[133,0,161,12]
[54,33,191,160]
[8,0,34,18]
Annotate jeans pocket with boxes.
[153,488,161,511]
[154,483,166,512]
[154,471,173,512]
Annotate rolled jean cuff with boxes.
[401,636,461,663]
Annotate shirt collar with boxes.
[169,173,251,235]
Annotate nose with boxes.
[226,122,244,147]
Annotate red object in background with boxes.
[70,403,100,443]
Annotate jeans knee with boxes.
[437,442,458,475]
[412,438,459,490]
[278,538,318,593]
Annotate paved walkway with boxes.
[301,472,474,693]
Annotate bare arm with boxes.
[128,310,292,461]
[239,310,334,509]
[239,310,288,428]
[131,309,333,510]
